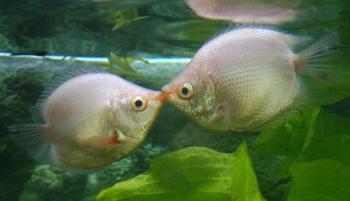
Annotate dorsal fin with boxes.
[32,67,106,121]
[37,67,104,104]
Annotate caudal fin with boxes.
[8,124,50,161]
[296,32,350,105]
[296,32,342,82]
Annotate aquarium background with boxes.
[0,0,350,201]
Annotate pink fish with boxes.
[185,0,300,24]
[10,70,164,171]
[162,27,339,132]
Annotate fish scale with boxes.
[211,49,295,129]
[186,0,300,24]
[162,27,336,132]
[9,70,164,171]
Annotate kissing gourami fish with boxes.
[162,27,340,132]
[10,69,164,171]
[186,0,300,25]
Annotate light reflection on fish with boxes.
[162,27,339,132]
[185,0,300,25]
[9,69,164,171]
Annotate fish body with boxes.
[162,27,337,132]
[10,71,164,171]
[186,0,300,24]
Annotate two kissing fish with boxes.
[9,26,341,171]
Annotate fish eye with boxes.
[178,83,194,99]
[131,96,147,111]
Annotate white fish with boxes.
[162,27,339,132]
[9,69,164,171]
[185,0,300,25]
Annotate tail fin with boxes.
[296,31,350,105]
[8,124,50,161]
[296,32,343,82]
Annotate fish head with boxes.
[186,0,218,13]
[112,84,164,146]
[162,62,219,129]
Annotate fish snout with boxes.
[161,84,178,100]
[145,91,166,104]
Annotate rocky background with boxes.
[1,0,347,57]
[0,0,220,57]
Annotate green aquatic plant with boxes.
[95,143,266,201]
[95,105,350,201]
[255,107,350,163]
[110,9,149,31]
[288,159,350,201]
[100,52,143,80]
[255,107,350,201]
[254,107,319,158]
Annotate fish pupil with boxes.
[135,100,143,107]
[181,87,189,95]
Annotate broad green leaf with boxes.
[307,110,350,138]
[95,143,266,201]
[288,159,350,201]
[298,108,321,154]
[301,135,350,165]
[255,107,350,201]
[300,110,350,164]
[255,108,350,164]
[254,107,318,157]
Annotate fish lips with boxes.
[150,91,167,104]
[160,83,177,100]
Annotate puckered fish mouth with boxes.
[154,92,166,103]
[145,91,166,104]
[144,90,166,128]
[161,84,177,101]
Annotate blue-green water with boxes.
[0,0,350,201]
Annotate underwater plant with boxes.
[110,9,149,31]
[95,106,350,201]
[96,143,266,201]
[99,52,143,80]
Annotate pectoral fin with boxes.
[82,132,119,151]
[215,105,225,119]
